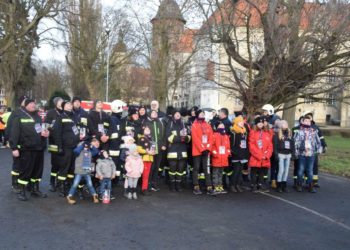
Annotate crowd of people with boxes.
[4,95,327,204]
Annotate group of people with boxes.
[5,96,327,204]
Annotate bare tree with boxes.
[193,0,350,122]
[62,0,141,100]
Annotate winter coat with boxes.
[73,143,99,175]
[166,119,191,160]
[211,132,231,167]
[293,125,322,157]
[145,117,166,154]
[137,135,155,162]
[88,109,111,140]
[191,119,213,157]
[120,117,142,141]
[96,158,116,179]
[53,112,80,150]
[230,131,250,161]
[125,155,144,178]
[9,108,47,151]
[45,108,62,152]
[108,113,123,157]
[273,132,295,158]
[248,129,273,168]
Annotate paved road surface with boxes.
[0,149,349,250]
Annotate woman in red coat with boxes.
[248,116,273,192]
[211,123,231,195]
[191,109,214,195]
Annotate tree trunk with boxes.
[282,98,297,127]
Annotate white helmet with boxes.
[111,100,126,114]
[262,104,274,115]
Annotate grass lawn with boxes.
[319,135,350,177]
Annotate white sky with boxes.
[33,0,202,62]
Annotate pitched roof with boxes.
[151,0,186,24]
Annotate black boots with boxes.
[17,184,28,201]
[49,176,57,192]
[57,180,67,197]
[175,180,183,192]
[31,182,47,198]
[169,181,176,192]
[277,182,283,193]
[12,175,20,193]
[282,182,289,193]
[296,181,303,192]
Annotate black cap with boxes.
[166,106,175,116]
[72,96,82,103]
[128,107,138,116]
[254,116,263,125]
[24,99,35,107]
[18,95,28,106]
[61,100,71,110]
[195,109,204,118]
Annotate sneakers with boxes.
[132,192,138,200]
[207,187,216,196]
[66,195,76,205]
[127,192,132,200]
[193,186,202,195]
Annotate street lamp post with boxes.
[106,29,111,102]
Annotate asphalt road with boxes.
[0,149,349,250]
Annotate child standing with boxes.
[273,120,294,193]
[95,151,117,200]
[125,141,144,200]
[66,142,100,204]
[211,123,231,194]
[137,126,156,195]
[248,116,273,193]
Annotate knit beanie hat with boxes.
[72,96,82,103]
[53,97,63,107]
[195,109,204,118]
[18,95,28,106]
[24,99,35,107]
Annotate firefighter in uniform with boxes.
[45,97,63,192]
[88,100,111,150]
[5,95,27,193]
[10,99,49,201]
[109,100,125,187]
[165,110,191,192]
[53,101,81,196]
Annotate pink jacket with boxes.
[125,155,144,178]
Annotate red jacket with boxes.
[248,129,273,168]
[191,120,213,157]
[211,132,231,167]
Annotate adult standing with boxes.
[5,95,27,192]
[10,99,49,201]
[45,97,63,192]
[150,100,166,118]
[53,101,81,196]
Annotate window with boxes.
[327,94,336,106]
[328,70,336,84]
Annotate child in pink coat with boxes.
[125,143,144,200]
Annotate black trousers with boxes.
[50,153,60,178]
[231,161,244,186]
[17,150,44,185]
[168,159,186,183]
[11,156,20,175]
[250,167,268,186]
[150,153,163,187]
[57,148,75,181]
[193,154,212,186]
[313,155,319,180]
[270,154,278,181]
